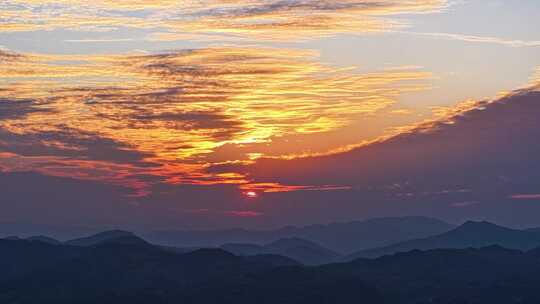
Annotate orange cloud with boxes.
[1,1,448,40]
[0,47,430,195]
[532,67,540,87]
[227,85,540,198]
[0,49,25,62]
[240,182,351,193]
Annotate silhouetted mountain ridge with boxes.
[145,216,454,254]
[329,245,540,303]
[92,235,150,247]
[2,236,540,303]
[26,235,62,245]
[346,220,540,260]
[65,230,137,246]
[222,237,339,265]
[0,237,379,303]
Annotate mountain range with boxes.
[1,235,381,304]
[345,221,540,260]
[221,237,340,265]
[2,230,540,303]
[64,230,140,247]
[143,216,454,254]
[6,218,540,265]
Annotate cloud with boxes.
[130,111,245,139]
[0,47,430,196]
[225,211,263,217]
[64,38,136,43]
[511,194,540,200]
[451,201,480,208]
[0,1,150,32]
[3,83,540,228]
[239,182,351,193]
[201,86,540,226]
[0,49,25,62]
[402,31,540,48]
[1,1,448,40]
[159,0,449,40]
[0,98,48,120]
[532,67,540,87]
[0,126,151,164]
[225,86,540,204]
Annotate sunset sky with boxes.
[1,0,540,230]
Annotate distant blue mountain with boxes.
[26,235,62,245]
[2,234,540,303]
[146,216,454,254]
[65,230,145,247]
[345,221,540,260]
[222,237,339,265]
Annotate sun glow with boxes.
[0,47,430,196]
[244,191,258,198]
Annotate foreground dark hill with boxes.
[0,238,377,304]
[145,216,453,254]
[528,246,540,258]
[2,236,540,303]
[346,221,540,260]
[222,237,340,265]
[527,227,540,233]
[326,245,540,304]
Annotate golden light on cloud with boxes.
[532,67,540,87]
[0,0,539,231]
[1,0,448,40]
[0,47,431,195]
[240,182,352,193]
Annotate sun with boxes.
[244,191,258,198]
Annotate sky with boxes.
[1,0,540,231]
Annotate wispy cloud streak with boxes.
[402,31,540,47]
[1,1,448,40]
[0,47,430,194]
